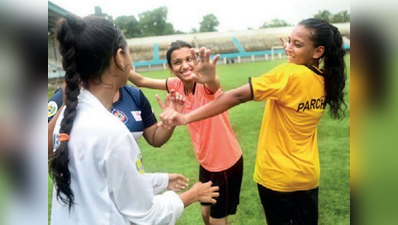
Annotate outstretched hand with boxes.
[167,174,189,192]
[192,181,219,204]
[191,47,220,84]
[155,94,187,129]
[279,36,288,55]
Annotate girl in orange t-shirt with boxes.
[129,41,243,225]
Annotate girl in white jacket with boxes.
[49,14,219,225]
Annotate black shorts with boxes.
[199,156,243,219]
[257,184,319,225]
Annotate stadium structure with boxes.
[48,1,350,82]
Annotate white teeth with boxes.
[182,71,192,76]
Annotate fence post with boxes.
[278,53,282,59]
[251,55,255,62]
[238,56,241,63]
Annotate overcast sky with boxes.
[50,0,350,32]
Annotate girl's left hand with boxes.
[191,47,220,84]
[167,174,189,192]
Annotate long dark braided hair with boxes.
[299,18,347,120]
[49,14,127,210]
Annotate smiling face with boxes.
[286,25,324,66]
[169,47,195,82]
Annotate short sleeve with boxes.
[249,64,292,102]
[48,88,63,122]
[166,78,180,93]
[139,90,157,129]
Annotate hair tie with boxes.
[59,133,70,142]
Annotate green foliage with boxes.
[114,15,140,38]
[314,10,333,22]
[114,6,176,38]
[137,6,175,37]
[48,56,350,224]
[190,28,198,34]
[331,10,350,23]
[261,19,291,28]
[313,10,350,23]
[199,14,219,32]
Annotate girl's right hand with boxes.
[192,181,219,204]
[191,47,220,84]
[279,36,288,55]
[155,94,187,129]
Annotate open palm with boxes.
[191,47,220,84]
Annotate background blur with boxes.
[47,1,351,224]
[3,0,398,224]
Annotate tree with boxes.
[137,6,175,37]
[313,10,332,22]
[190,28,198,33]
[261,19,290,28]
[331,10,350,23]
[114,15,140,38]
[199,14,219,32]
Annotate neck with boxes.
[309,60,320,68]
[182,80,195,93]
[86,80,119,111]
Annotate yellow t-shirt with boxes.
[250,63,325,192]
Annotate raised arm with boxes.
[191,48,220,93]
[128,70,167,90]
[157,84,252,128]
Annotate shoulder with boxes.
[166,77,183,92]
[271,63,308,74]
[78,107,129,138]
[48,88,63,120]
[122,85,141,96]
[262,63,311,81]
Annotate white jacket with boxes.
[51,89,184,225]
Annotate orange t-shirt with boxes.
[166,78,242,172]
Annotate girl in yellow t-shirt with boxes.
[157,18,347,225]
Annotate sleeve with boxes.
[139,90,157,129]
[166,78,179,93]
[48,88,63,122]
[143,173,169,194]
[249,64,292,102]
[106,135,184,224]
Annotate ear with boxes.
[167,64,174,73]
[312,46,325,60]
[115,48,125,70]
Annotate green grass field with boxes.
[48,56,350,224]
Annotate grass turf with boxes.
[48,56,350,224]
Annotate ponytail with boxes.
[49,14,83,209]
[49,14,128,210]
[323,25,347,119]
[299,18,347,120]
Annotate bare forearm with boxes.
[179,189,198,208]
[205,76,220,93]
[186,84,252,124]
[128,70,166,90]
[151,126,175,147]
